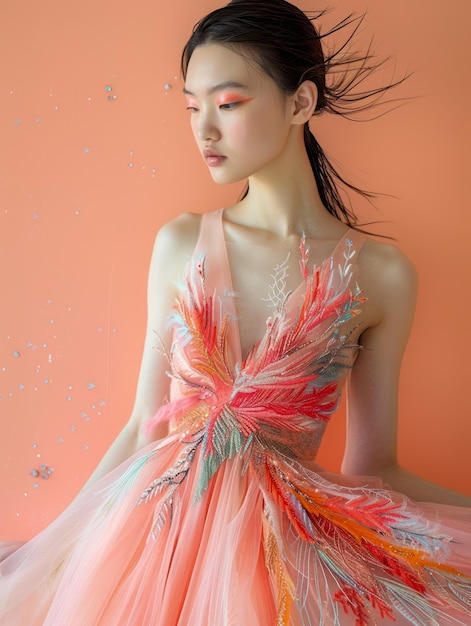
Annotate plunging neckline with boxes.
[217,209,353,364]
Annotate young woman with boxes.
[1,0,471,624]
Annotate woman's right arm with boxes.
[80,212,201,492]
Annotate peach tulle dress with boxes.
[1,208,471,625]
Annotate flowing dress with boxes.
[1,209,471,625]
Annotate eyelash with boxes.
[185,101,241,113]
[219,102,240,110]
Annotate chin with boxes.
[208,170,246,186]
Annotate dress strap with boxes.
[344,228,367,255]
[194,208,225,258]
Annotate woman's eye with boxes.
[185,106,199,113]
[219,102,239,110]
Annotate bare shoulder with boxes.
[357,237,418,327]
[154,211,202,253]
[148,212,204,287]
[358,237,417,285]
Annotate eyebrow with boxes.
[182,81,249,96]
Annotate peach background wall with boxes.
[1,0,470,540]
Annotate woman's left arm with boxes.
[343,240,471,507]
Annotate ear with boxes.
[290,80,318,125]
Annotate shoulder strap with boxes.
[194,208,224,257]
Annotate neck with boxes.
[232,129,336,238]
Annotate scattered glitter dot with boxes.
[14,119,22,125]
[30,470,39,477]
[83,444,89,451]
[32,443,37,448]
[40,464,47,471]
[49,319,54,324]
[129,151,134,156]
[99,400,106,406]
[57,437,64,443]
[83,147,90,154]
[13,351,20,358]
[35,117,41,123]
[152,169,157,176]
[44,379,50,384]
[105,85,112,92]
[112,328,117,333]
[71,425,76,431]
[41,473,49,480]
[97,328,103,333]
[33,483,39,489]
[128,162,134,168]
[66,396,72,401]
[54,105,59,111]
[75,211,80,215]
[164,83,172,90]
[19,384,24,390]
[32,213,39,220]
[88,382,95,390]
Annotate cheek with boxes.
[228,109,274,148]
[226,117,250,145]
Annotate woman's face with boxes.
[184,44,293,185]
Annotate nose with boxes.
[195,110,220,142]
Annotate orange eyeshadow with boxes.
[215,94,253,106]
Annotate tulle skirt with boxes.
[1,432,471,625]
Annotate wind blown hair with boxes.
[181,0,406,229]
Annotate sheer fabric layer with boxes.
[1,209,471,626]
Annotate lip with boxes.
[203,148,227,167]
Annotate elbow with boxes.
[125,412,169,449]
[341,453,400,479]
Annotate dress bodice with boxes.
[164,209,366,469]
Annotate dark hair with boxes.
[181,0,404,229]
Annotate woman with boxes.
[1,0,471,624]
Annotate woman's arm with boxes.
[80,213,201,492]
[343,240,471,507]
